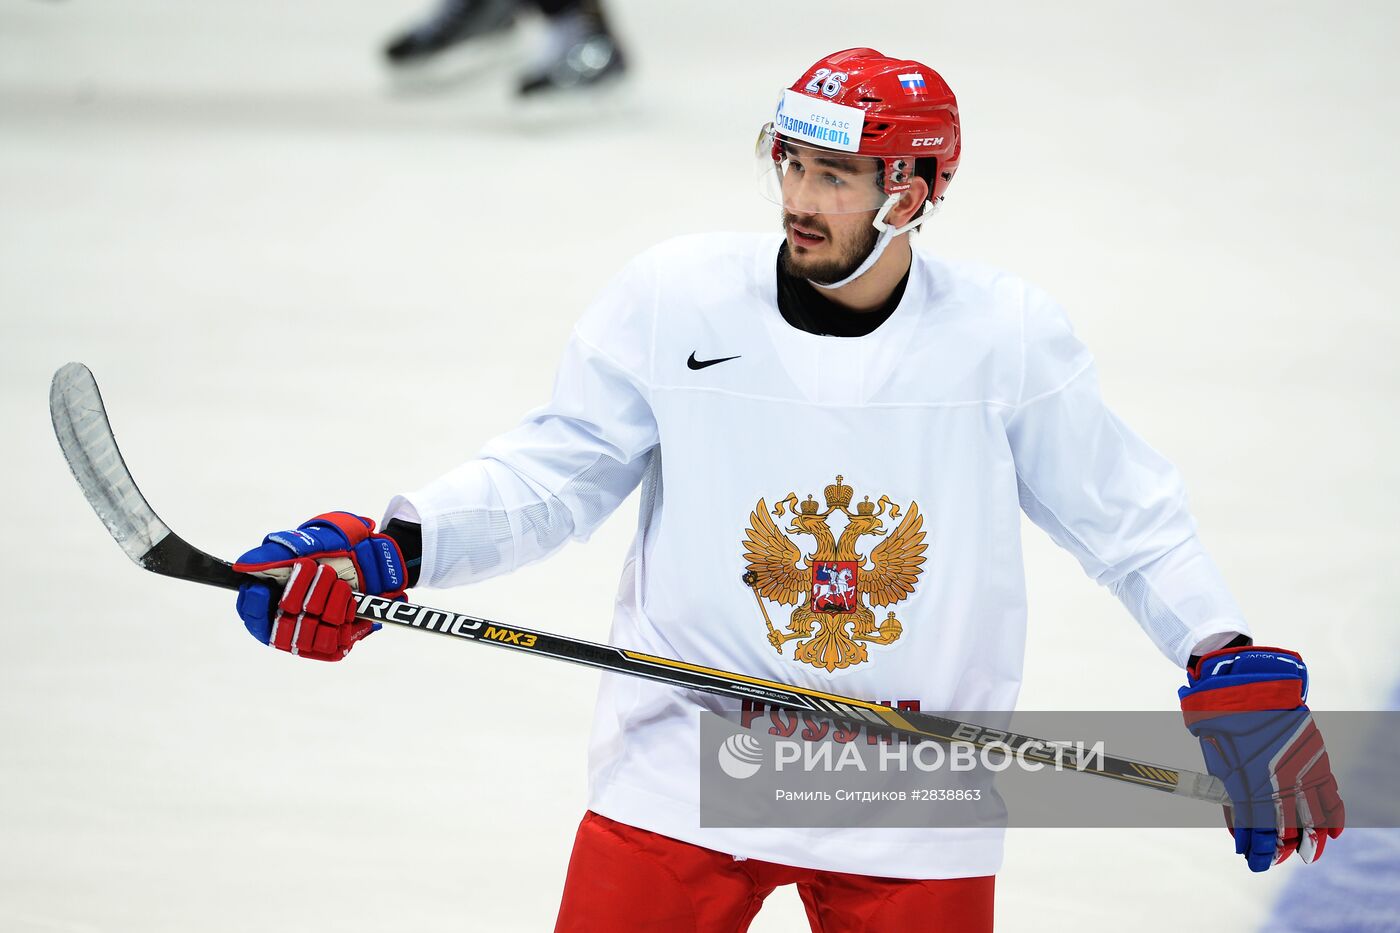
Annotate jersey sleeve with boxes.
[385,256,659,589]
[1006,291,1250,666]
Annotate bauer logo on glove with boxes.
[233,511,408,661]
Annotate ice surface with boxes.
[3,2,1398,932]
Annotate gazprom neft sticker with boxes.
[774,89,864,153]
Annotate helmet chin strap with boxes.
[809,195,932,292]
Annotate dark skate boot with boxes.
[383,0,519,66]
[516,10,627,96]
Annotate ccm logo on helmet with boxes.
[912,137,945,147]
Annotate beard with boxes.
[780,210,880,285]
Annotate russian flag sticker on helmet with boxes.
[898,72,926,93]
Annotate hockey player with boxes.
[232,49,1344,930]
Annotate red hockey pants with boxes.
[554,811,995,932]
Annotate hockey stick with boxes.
[50,361,1229,807]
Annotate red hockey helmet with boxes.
[757,48,961,215]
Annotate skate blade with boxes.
[384,33,519,97]
[510,72,634,133]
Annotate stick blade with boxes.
[50,362,172,566]
[50,362,247,591]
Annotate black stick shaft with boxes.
[50,361,1229,808]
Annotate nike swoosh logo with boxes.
[687,352,741,371]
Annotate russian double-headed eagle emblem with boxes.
[741,476,927,672]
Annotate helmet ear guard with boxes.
[883,157,912,194]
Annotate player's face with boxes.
[775,142,885,285]
[780,205,881,286]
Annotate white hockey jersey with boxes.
[387,232,1249,879]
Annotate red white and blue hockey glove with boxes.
[1179,646,1345,872]
[233,512,408,662]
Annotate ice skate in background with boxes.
[382,0,627,97]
